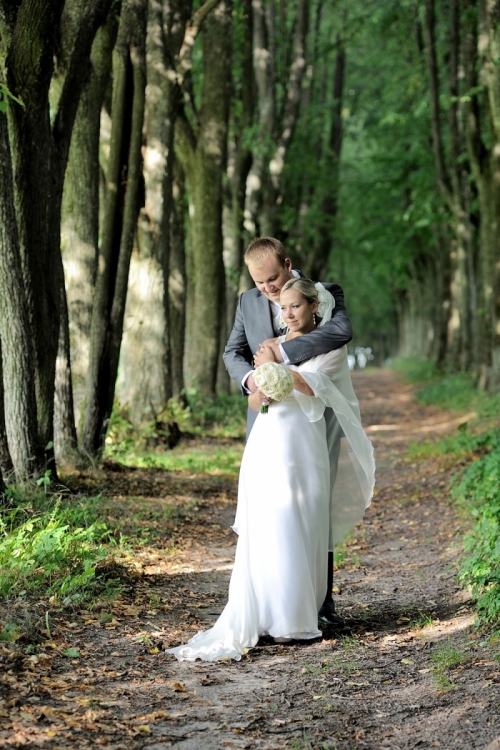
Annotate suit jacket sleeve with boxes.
[281,282,353,365]
[222,294,254,393]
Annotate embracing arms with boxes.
[281,283,352,365]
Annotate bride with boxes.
[167,279,375,662]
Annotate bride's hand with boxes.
[254,344,276,366]
[248,389,272,412]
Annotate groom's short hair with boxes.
[244,237,288,267]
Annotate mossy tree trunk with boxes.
[169,158,187,398]
[0,0,113,475]
[176,0,232,393]
[83,0,147,455]
[0,112,37,480]
[118,0,192,420]
[60,13,118,441]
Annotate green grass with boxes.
[0,487,116,605]
[410,611,434,629]
[396,361,500,626]
[430,641,470,691]
[105,390,247,462]
[112,444,244,477]
[389,356,439,384]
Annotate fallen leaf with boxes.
[418,669,431,674]
[137,724,151,733]
[62,648,80,658]
[401,658,414,665]
[172,682,187,692]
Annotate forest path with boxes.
[4,370,500,749]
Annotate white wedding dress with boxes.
[167,345,375,662]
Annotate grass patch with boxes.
[111,443,244,477]
[389,356,438,384]
[396,362,500,626]
[416,373,478,411]
[410,611,434,630]
[430,641,470,691]
[408,425,500,625]
[451,432,500,624]
[105,390,247,462]
[0,486,117,605]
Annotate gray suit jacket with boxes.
[223,279,352,436]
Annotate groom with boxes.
[223,237,352,627]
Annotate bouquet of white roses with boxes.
[254,362,294,413]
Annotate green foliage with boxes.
[430,641,469,690]
[451,437,500,623]
[105,390,246,463]
[0,83,24,113]
[0,490,114,604]
[115,444,243,477]
[390,357,439,384]
[392,357,500,416]
[417,374,478,411]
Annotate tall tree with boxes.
[244,0,309,238]
[118,0,193,420]
[60,11,119,439]
[83,0,147,455]
[0,0,113,474]
[176,0,233,393]
[465,0,500,388]
[0,109,37,480]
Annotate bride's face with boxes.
[280,288,318,334]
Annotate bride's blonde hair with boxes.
[280,278,321,324]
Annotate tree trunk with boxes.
[169,158,187,398]
[219,0,254,391]
[0,110,39,479]
[54,281,79,463]
[1,0,113,474]
[61,13,118,434]
[119,0,192,419]
[178,0,232,393]
[303,36,345,280]
[0,339,14,487]
[83,0,147,455]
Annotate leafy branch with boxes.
[0,82,24,113]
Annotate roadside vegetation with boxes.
[394,357,500,626]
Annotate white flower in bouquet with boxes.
[254,362,294,413]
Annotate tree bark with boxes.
[424,0,476,371]
[303,35,345,280]
[53,281,78,463]
[1,0,113,474]
[119,0,192,420]
[220,0,254,391]
[61,12,118,435]
[83,0,147,455]
[169,158,187,398]
[177,0,232,393]
[243,0,309,237]
[0,339,14,487]
[0,110,39,480]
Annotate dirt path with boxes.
[3,370,500,749]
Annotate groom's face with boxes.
[247,256,293,302]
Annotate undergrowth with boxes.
[398,358,500,625]
[105,389,247,463]
[0,487,117,606]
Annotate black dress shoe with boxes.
[318,599,344,627]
